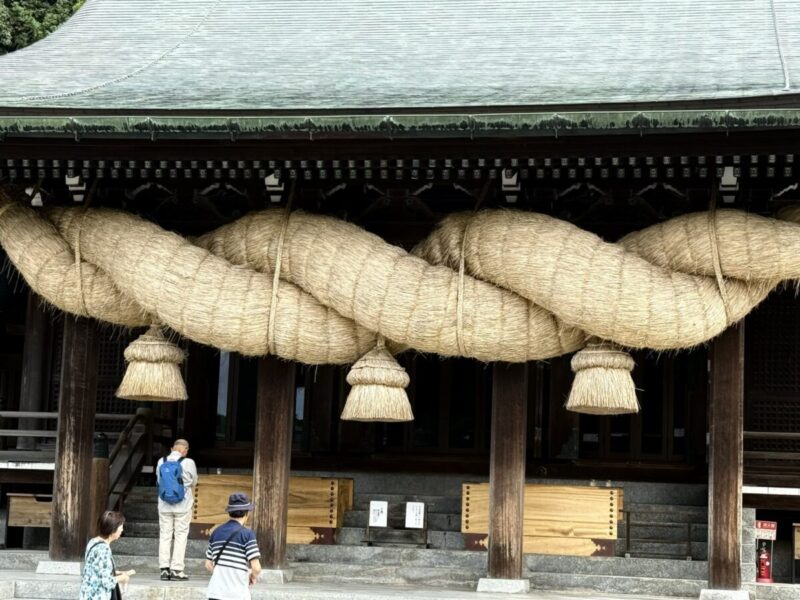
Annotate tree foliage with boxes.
[0,1,84,55]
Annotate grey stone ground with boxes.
[0,571,697,600]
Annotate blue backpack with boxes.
[158,457,185,504]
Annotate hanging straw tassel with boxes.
[116,325,188,402]
[565,341,639,415]
[340,340,413,422]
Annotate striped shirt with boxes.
[206,520,260,600]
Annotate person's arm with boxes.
[155,457,162,484]
[183,458,198,487]
[245,535,262,585]
[205,540,215,573]
[248,559,262,585]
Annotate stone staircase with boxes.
[618,503,709,560]
[100,475,715,597]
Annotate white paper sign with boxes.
[369,501,388,527]
[405,502,425,529]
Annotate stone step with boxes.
[122,520,160,537]
[289,545,487,570]
[618,540,708,561]
[335,526,467,549]
[0,549,708,582]
[622,503,708,523]
[292,562,481,589]
[343,510,461,531]
[524,555,707,580]
[0,571,702,600]
[620,523,708,542]
[105,542,708,581]
[122,502,159,521]
[527,572,705,598]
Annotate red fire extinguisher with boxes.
[757,542,773,584]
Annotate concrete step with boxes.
[289,545,486,570]
[123,520,159,537]
[618,540,708,561]
[122,501,159,521]
[0,571,703,600]
[527,572,705,598]
[5,571,705,599]
[0,550,708,583]
[620,523,708,542]
[292,562,481,589]
[525,555,707,580]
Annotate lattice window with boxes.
[747,287,800,393]
[48,320,138,424]
[745,286,800,452]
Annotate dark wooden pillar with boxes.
[547,356,579,459]
[708,324,744,589]
[17,292,50,451]
[253,356,295,569]
[49,315,98,561]
[309,365,335,453]
[487,362,528,580]
[183,343,219,452]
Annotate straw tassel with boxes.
[565,341,639,415]
[116,325,188,402]
[340,340,413,422]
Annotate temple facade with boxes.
[0,2,800,598]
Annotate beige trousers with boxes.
[158,510,192,572]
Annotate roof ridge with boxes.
[769,0,792,91]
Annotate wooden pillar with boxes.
[17,292,50,451]
[309,365,335,453]
[89,455,110,537]
[253,356,295,569]
[547,356,579,459]
[487,362,528,580]
[183,343,219,452]
[708,324,744,589]
[49,315,98,561]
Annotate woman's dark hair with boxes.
[97,510,125,538]
[229,510,247,519]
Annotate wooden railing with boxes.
[0,411,132,439]
[0,408,159,512]
[107,407,154,511]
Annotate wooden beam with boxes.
[708,323,744,589]
[17,293,49,451]
[487,362,528,580]
[49,315,99,561]
[252,356,295,569]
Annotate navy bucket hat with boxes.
[226,492,254,513]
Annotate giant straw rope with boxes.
[0,188,794,416]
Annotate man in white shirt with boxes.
[156,438,197,581]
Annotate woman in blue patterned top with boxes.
[80,511,136,600]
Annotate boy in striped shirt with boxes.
[205,492,262,600]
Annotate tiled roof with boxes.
[1,0,799,135]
